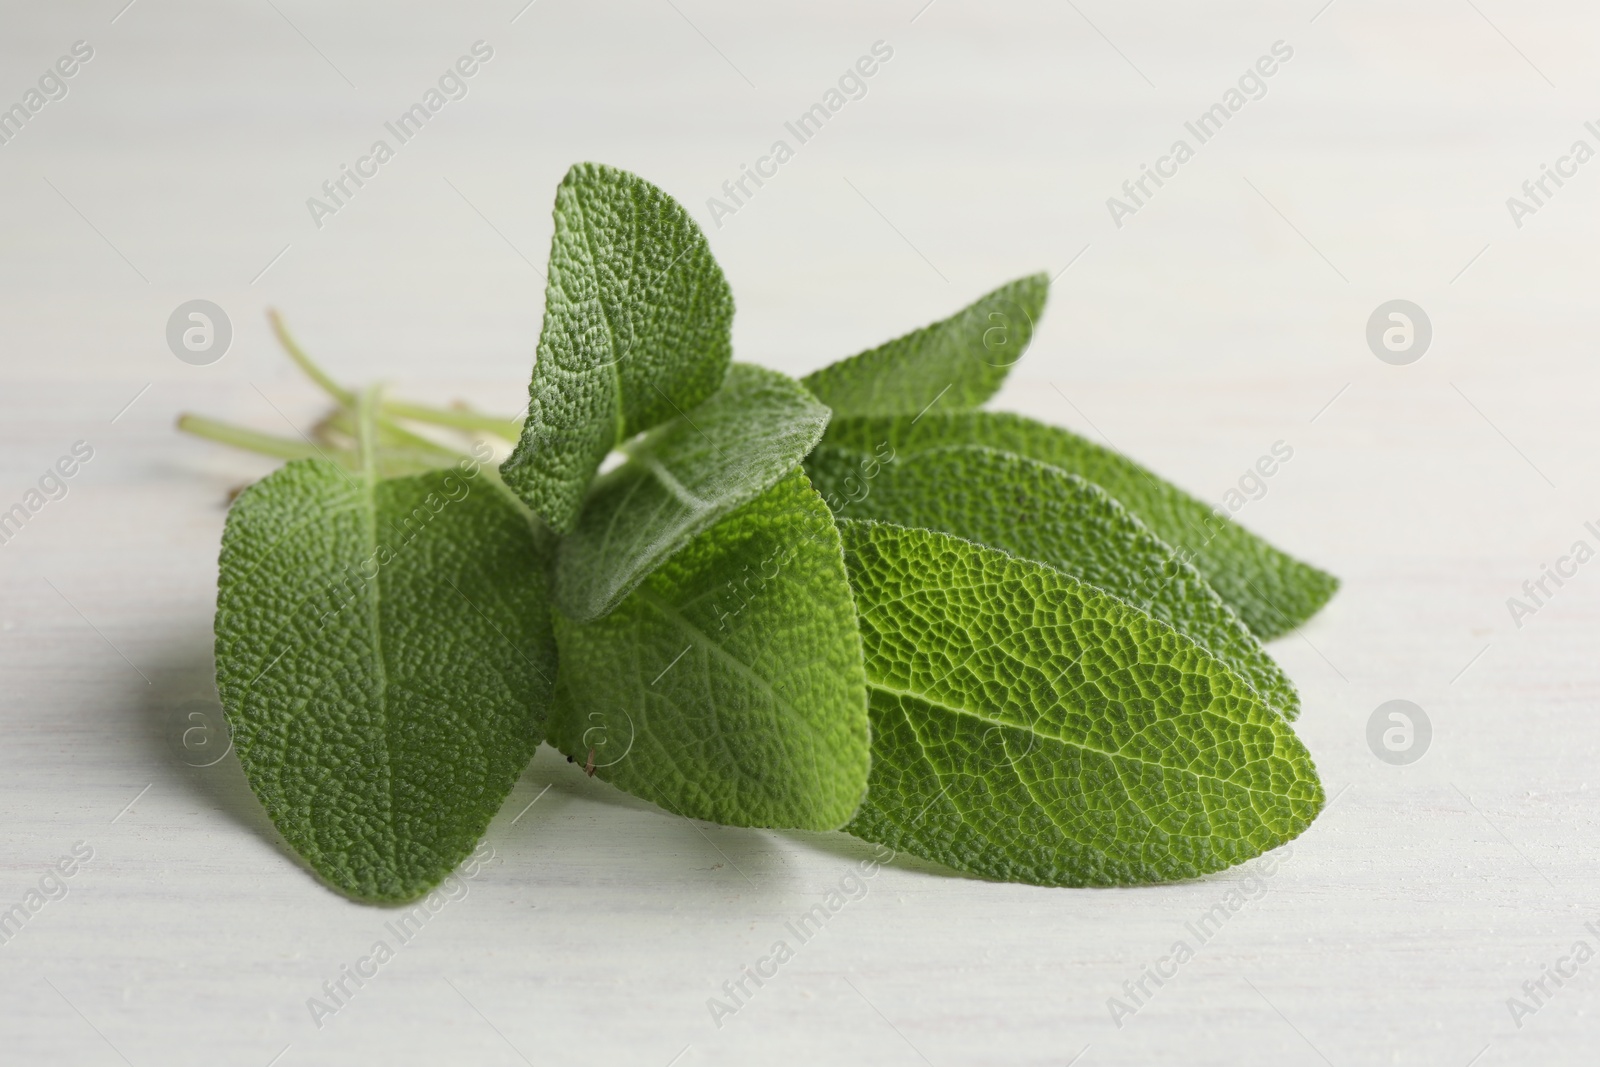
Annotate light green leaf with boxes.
[547,469,869,830]
[839,520,1324,886]
[554,363,830,622]
[801,274,1048,418]
[214,458,556,902]
[806,442,1300,718]
[822,412,1338,639]
[500,162,735,533]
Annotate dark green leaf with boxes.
[501,162,735,533]
[215,458,556,902]
[806,442,1299,718]
[839,520,1325,886]
[547,469,869,830]
[801,274,1048,418]
[822,412,1338,638]
[555,363,830,622]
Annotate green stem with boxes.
[322,408,469,463]
[269,310,356,409]
[184,408,465,479]
[270,310,520,441]
[191,312,516,482]
[356,384,382,485]
[177,413,352,466]
[380,416,467,461]
[382,398,523,442]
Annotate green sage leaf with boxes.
[801,274,1048,418]
[806,442,1299,718]
[214,458,556,902]
[839,520,1324,886]
[554,363,830,622]
[822,412,1338,638]
[547,469,869,830]
[500,162,735,533]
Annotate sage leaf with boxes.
[801,273,1048,418]
[806,442,1299,718]
[501,162,735,533]
[838,520,1324,886]
[822,412,1338,639]
[547,469,869,830]
[554,363,830,622]
[214,458,557,902]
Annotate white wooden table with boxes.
[2,1,1596,1063]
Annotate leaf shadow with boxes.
[787,828,980,881]
[136,651,790,902]
[134,638,316,883]
[492,745,794,894]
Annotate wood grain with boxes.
[0,2,1595,1064]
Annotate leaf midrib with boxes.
[815,443,1298,719]
[634,585,822,800]
[865,679,1291,797]
[636,586,795,714]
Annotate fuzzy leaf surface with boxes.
[806,442,1299,718]
[214,459,556,902]
[548,469,868,830]
[801,274,1047,418]
[555,363,830,622]
[500,162,734,532]
[839,520,1324,886]
[822,412,1338,638]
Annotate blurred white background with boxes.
[2,1,1598,1064]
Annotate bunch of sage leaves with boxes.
[182,163,1335,903]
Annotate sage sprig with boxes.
[181,162,1335,901]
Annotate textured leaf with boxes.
[838,520,1324,886]
[547,469,869,830]
[822,412,1337,638]
[554,363,830,622]
[214,458,556,902]
[806,442,1299,718]
[500,162,734,533]
[801,274,1048,418]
